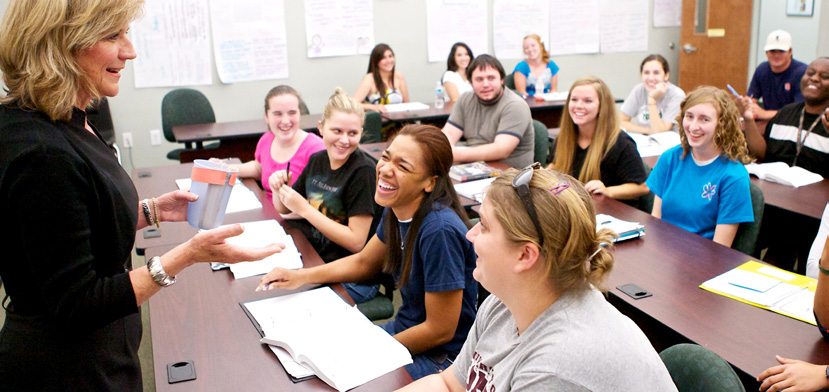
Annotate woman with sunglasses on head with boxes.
[647,86,754,247]
[621,54,685,135]
[354,43,410,114]
[260,124,477,380]
[548,76,648,207]
[399,167,676,391]
[442,42,474,102]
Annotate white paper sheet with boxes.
[209,0,288,83]
[492,0,550,60]
[382,102,431,113]
[220,220,303,279]
[548,0,600,56]
[600,0,649,53]
[453,177,495,202]
[625,130,680,158]
[304,0,374,58]
[426,0,488,63]
[653,0,682,27]
[176,178,262,213]
[131,0,212,88]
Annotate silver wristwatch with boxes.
[147,256,176,287]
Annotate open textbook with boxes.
[745,162,823,188]
[700,260,817,325]
[625,130,681,158]
[241,287,412,392]
[207,220,303,279]
[176,178,262,213]
[453,177,495,203]
[596,214,645,242]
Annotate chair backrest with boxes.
[361,111,383,144]
[505,73,516,91]
[86,98,116,146]
[637,162,656,214]
[298,99,310,115]
[532,120,549,164]
[161,88,216,143]
[660,344,745,392]
[732,182,764,257]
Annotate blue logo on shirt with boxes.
[701,182,717,201]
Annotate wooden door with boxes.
[678,0,753,93]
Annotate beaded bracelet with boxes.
[152,197,161,228]
[141,199,155,226]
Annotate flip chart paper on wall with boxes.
[493,0,550,60]
[600,0,649,53]
[304,0,375,58]
[548,0,600,55]
[209,0,289,83]
[653,0,682,27]
[426,0,489,63]
[132,0,213,88]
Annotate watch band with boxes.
[819,259,829,276]
[147,256,176,287]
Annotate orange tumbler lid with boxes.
[191,166,238,186]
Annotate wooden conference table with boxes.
[597,195,829,384]
[133,161,412,391]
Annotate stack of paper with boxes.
[625,131,681,158]
[383,102,430,113]
[700,261,817,325]
[535,91,569,102]
[453,177,495,203]
[745,162,823,188]
[176,178,262,213]
[596,214,645,242]
[242,287,412,392]
[212,219,302,279]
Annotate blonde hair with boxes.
[321,87,365,128]
[523,34,550,63]
[0,0,145,122]
[676,86,753,164]
[486,169,615,293]
[549,76,620,183]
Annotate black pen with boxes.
[285,161,291,184]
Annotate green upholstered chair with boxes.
[732,182,765,257]
[637,163,656,214]
[660,344,745,392]
[505,73,516,91]
[361,111,383,144]
[464,218,491,306]
[532,120,550,164]
[298,99,310,115]
[355,273,396,322]
[161,88,219,161]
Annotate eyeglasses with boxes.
[511,162,545,247]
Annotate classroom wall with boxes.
[819,0,829,55]
[1,0,683,172]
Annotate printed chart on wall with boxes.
[492,0,549,60]
[209,0,289,83]
[548,0,600,55]
[304,0,374,58]
[599,0,648,53]
[426,0,488,63]
[131,0,212,88]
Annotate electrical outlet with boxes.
[123,132,133,148]
[150,129,162,146]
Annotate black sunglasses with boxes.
[511,162,545,247]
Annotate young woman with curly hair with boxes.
[646,86,755,247]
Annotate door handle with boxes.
[683,43,698,53]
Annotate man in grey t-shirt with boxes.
[442,55,534,168]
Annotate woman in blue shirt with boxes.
[513,34,559,97]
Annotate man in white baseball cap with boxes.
[746,29,808,123]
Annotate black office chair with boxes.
[732,182,765,257]
[660,344,745,392]
[86,98,121,164]
[161,88,220,161]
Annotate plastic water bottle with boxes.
[434,82,445,109]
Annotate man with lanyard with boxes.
[442,54,535,168]
[743,57,829,274]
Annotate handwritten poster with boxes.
[131,0,212,88]
[654,0,682,27]
[600,0,649,53]
[209,0,289,83]
[492,0,550,60]
[548,0,600,56]
[426,0,488,63]
[304,0,374,58]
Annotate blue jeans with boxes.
[380,321,453,380]
[343,282,380,304]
